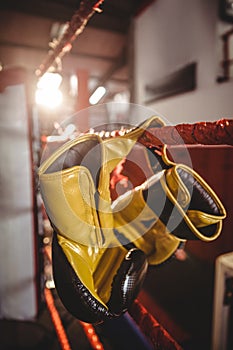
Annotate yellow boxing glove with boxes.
[112,155,226,265]
[38,118,162,323]
[38,116,226,323]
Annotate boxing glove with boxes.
[112,159,226,265]
[39,116,226,323]
[39,131,150,323]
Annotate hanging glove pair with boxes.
[38,116,226,324]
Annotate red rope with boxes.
[36,0,104,77]
[129,299,183,350]
[44,287,72,350]
[93,119,233,146]
[79,321,105,350]
[141,118,233,146]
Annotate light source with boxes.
[89,86,106,105]
[70,74,78,97]
[35,72,63,109]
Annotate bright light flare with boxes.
[35,72,63,109]
[70,74,78,96]
[89,86,106,105]
[37,72,62,89]
[35,88,63,108]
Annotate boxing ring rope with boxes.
[93,119,233,146]
[44,287,72,350]
[35,0,104,78]
[141,119,233,146]
[129,300,182,350]
[79,321,104,350]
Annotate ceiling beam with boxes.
[0,41,116,63]
[0,0,137,33]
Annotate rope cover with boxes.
[94,119,233,146]
[44,287,72,350]
[129,299,183,350]
[141,119,233,146]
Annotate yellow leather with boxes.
[38,116,165,240]
[39,165,104,246]
[38,115,226,307]
[57,233,127,307]
[38,116,165,306]
[164,164,226,241]
[165,164,191,207]
[113,185,181,265]
[113,160,226,264]
[187,210,224,227]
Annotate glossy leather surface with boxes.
[38,116,226,322]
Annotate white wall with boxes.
[133,0,233,124]
[0,84,38,320]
